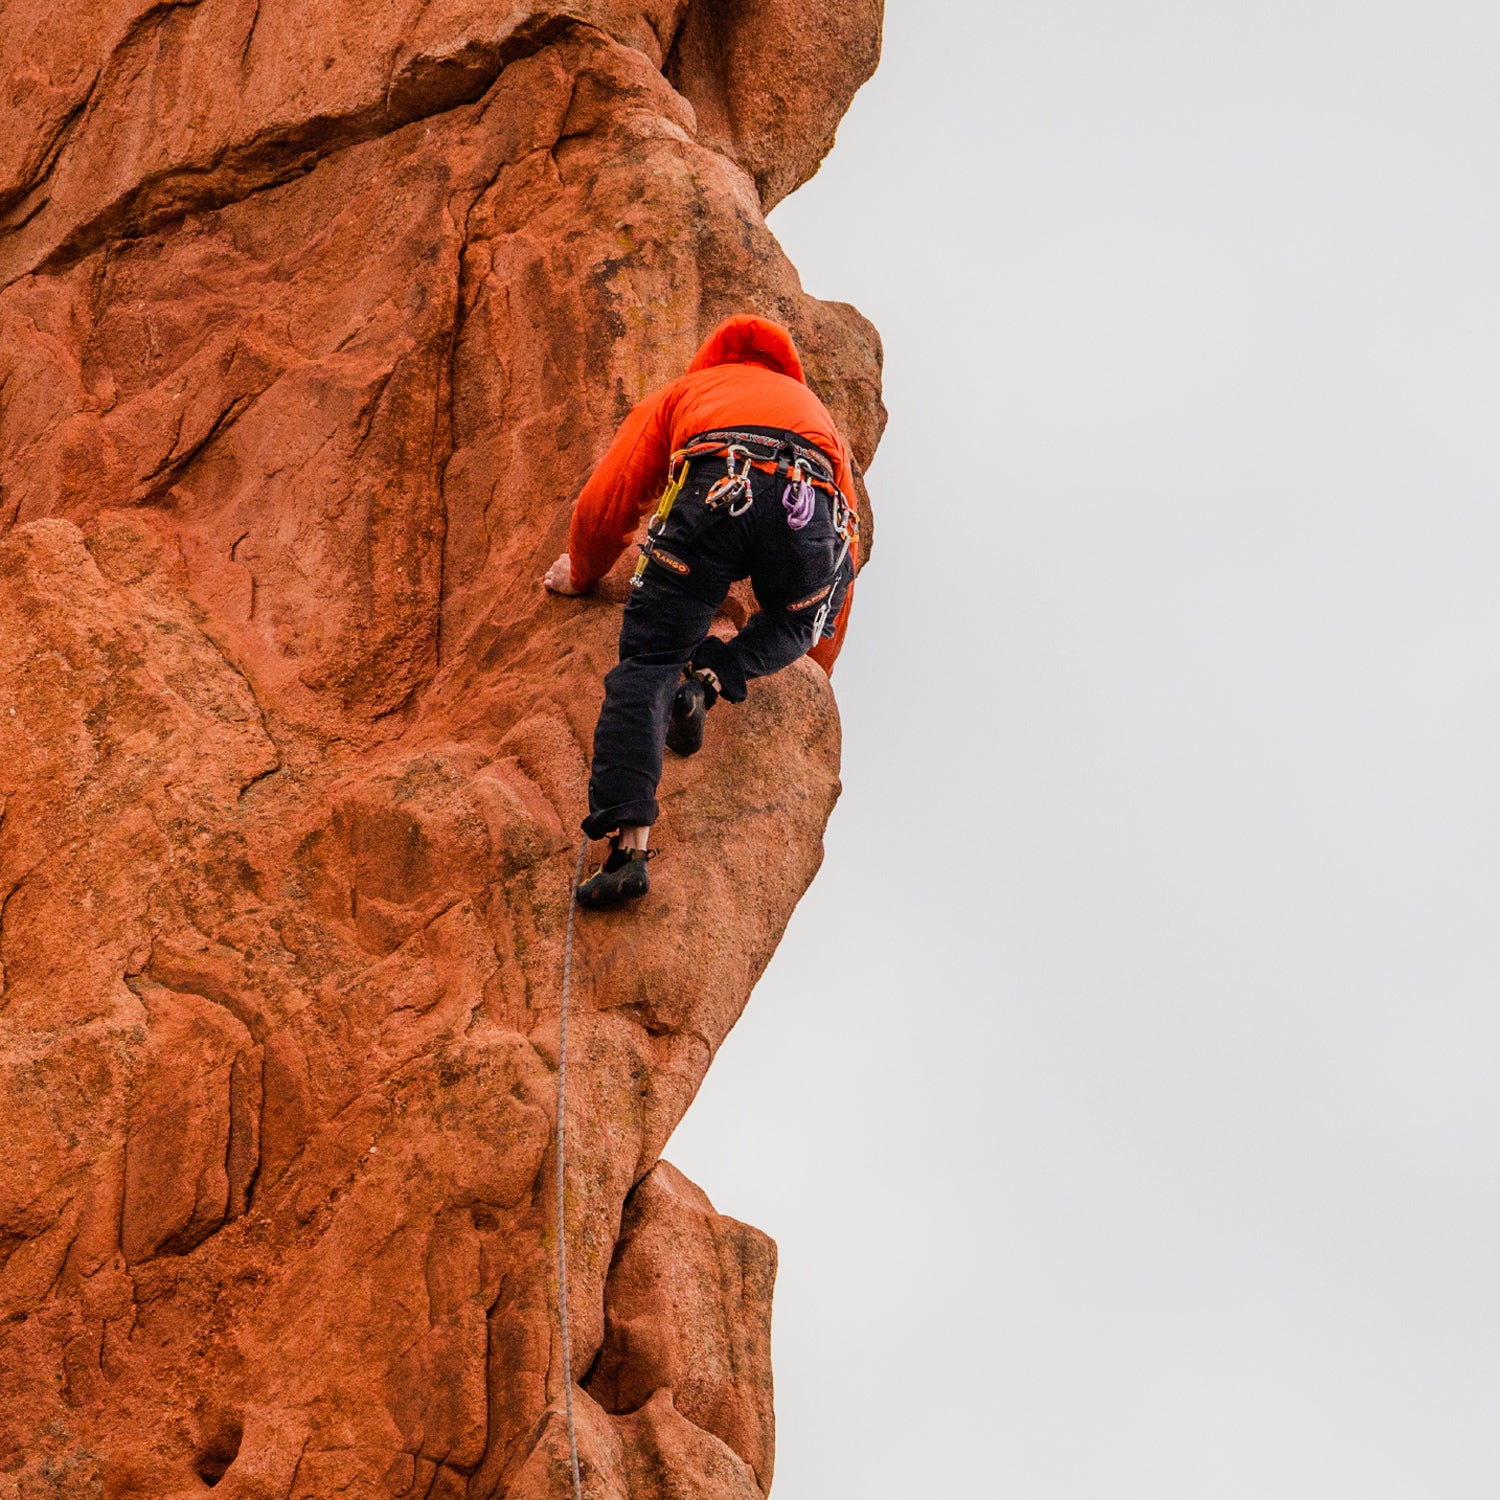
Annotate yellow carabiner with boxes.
[656,460,689,525]
[632,459,691,588]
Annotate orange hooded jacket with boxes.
[567,315,858,673]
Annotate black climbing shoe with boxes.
[666,671,716,757]
[576,844,654,909]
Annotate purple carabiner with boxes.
[782,477,815,530]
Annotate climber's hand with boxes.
[542,552,581,595]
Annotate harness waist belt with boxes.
[677,428,837,486]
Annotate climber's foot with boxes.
[666,671,716,757]
[576,843,654,909]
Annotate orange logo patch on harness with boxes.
[650,548,691,576]
[788,583,833,612]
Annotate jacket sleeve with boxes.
[568,384,676,591]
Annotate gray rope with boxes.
[555,836,589,1500]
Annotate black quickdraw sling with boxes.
[631,429,858,640]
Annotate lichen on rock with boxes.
[0,3,884,1495]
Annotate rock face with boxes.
[0,3,883,1497]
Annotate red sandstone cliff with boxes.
[0,4,884,1495]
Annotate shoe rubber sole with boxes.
[576,855,651,909]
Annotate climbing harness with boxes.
[673,427,841,491]
[553,836,588,1500]
[631,428,859,636]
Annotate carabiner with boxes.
[706,445,756,515]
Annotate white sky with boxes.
[666,3,1500,1496]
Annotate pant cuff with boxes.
[692,636,748,703]
[582,799,658,840]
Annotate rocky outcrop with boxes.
[0,3,883,1496]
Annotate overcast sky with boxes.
[667,3,1500,1496]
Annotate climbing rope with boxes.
[554,835,589,1500]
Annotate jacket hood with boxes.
[687,315,806,384]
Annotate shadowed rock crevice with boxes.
[194,1411,244,1487]
[0,3,883,1495]
[587,1162,778,1491]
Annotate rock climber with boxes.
[541,313,860,909]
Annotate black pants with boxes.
[583,431,852,839]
